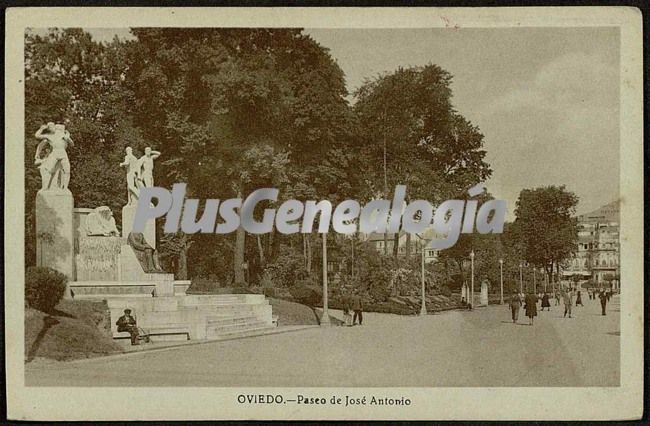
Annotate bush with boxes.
[439,285,452,297]
[289,285,322,307]
[25,266,68,313]
[187,277,219,293]
[263,287,276,298]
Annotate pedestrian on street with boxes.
[509,291,521,323]
[599,290,608,316]
[575,291,583,306]
[342,294,353,327]
[607,290,612,302]
[524,292,538,325]
[562,290,573,318]
[555,291,561,306]
[351,289,363,325]
[541,292,551,311]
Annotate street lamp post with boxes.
[321,233,331,327]
[533,267,536,294]
[420,243,426,316]
[499,259,504,304]
[519,262,523,294]
[470,250,475,310]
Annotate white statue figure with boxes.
[136,147,161,188]
[84,206,119,236]
[34,122,74,190]
[119,147,141,205]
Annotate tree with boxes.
[354,65,492,257]
[512,186,579,284]
[125,28,355,283]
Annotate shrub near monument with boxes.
[25,266,68,313]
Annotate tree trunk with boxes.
[234,226,245,284]
[405,233,412,259]
[233,190,246,285]
[393,233,399,258]
[383,233,388,255]
[177,234,189,280]
[256,234,265,265]
[351,234,355,279]
[306,233,312,273]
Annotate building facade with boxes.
[563,201,620,286]
[364,231,439,264]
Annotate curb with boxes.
[27,325,319,367]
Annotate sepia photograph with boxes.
[5,7,643,421]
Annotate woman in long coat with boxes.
[524,292,538,325]
[541,292,551,311]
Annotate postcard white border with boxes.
[5,7,643,421]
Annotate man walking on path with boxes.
[351,290,363,325]
[562,290,573,318]
[509,291,521,323]
[524,292,538,325]
[599,290,608,316]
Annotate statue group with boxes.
[34,123,167,279]
[33,123,161,205]
[119,146,161,205]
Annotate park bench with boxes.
[112,325,191,341]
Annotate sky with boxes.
[83,27,620,217]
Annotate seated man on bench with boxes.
[116,309,150,345]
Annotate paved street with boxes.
[25,295,619,387]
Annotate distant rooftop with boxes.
[578,200,619,224]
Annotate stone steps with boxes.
[107,293,275,341]
[206,314,260,326]
[207,319,269,334]
[207,324,277,341]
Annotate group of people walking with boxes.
[342,290,364,326]
[508,287,614,325]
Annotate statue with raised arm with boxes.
[34,122,74,190]
[136,147,161,188]
[119,147,140,205]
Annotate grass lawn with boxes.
[25,299,122,362]
[268,298,344,326]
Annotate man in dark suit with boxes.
[351,290,363,326]
[116,309,148,345]
[599,290,608,316]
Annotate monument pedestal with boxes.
[122,204,155,248]
[480,283,489,306]
[36,189,75,291]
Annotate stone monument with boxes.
[480,279,489,306]
[32,133,272,342]
[121,147,159,248]
[34,122,73,191]
[119,147,140,206]
[85,206,119,236]
[34,123,75,284]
